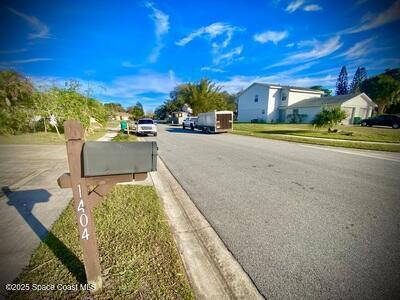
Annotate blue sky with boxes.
[1,0,399,111]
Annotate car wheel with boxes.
[361,121,367,126]
[182,124,185,129]
[190,124,194,130]
[392,123,399,129]
[154,132,158,136]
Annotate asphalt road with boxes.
[145,125,400,299]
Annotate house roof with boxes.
[238,82,325,96]
[288,93,376,108]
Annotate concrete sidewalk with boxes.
[0,128,118,298]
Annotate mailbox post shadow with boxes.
[2,186,86,283]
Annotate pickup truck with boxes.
[182,116,198,130]
[136,118,157,136]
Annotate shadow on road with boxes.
[165,127,206,134]
[2,186,86,283]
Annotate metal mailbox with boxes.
[57,120,158,294]
[82,141,157,177]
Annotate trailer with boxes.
[197,111,233,133]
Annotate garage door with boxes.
[359,107,368,119]
[342,107,354,124]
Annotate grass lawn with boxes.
[111,132,137,142]
[9,185,194,299]
[0,128,107,145]
[233,123,400,152]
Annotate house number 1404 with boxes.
[77,184,90,240]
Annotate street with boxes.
[145,124,400,299]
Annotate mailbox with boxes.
[57,120,158,294]
[83,141,157,177]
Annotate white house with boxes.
[237,83,376,124]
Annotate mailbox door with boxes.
[83,141,157,177]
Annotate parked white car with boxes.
[136,118,157,136]
[182,116,198,130]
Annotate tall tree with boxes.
[0,70,35,108]
[350,67,367,93]
[361,74,400,114]
[335,66,349,95]
[309,85,332,97]
[127,101,145,119]
[384,68,400,81]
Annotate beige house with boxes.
[286,93,377,124]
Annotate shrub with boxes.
[312,106,347,131]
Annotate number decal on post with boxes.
[77,184,90,240]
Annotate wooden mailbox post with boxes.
[57,120,157,294]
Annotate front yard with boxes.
[232,123,400,152]
[9,185,194,299]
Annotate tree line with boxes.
[154,78,237,120]
[335,67,400,114]
[0,70,110,135]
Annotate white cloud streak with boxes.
[0,48,28,55]
[285,0,305,12]
[254,30,288,44]
[8,7,50,39]
[268,36,342,68]
[343,0,400,34]
[1,58,53,65]
[145,2,170,63]
[303,4,322,11]
[176,22,244,47]
[336,37,376,59]
[200,66,226,73]
[213,46,243,65]
[285,1,323,13]
[176,22,245,66]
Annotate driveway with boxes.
[0,145,71,296]
[145,125,400,299]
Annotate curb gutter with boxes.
[150,157,264,299]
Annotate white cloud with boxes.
[269,36,342,67]
[285,1,323,13]
[201,66,226,73]
[8,7,50,39]
[213,46,243,65]
[0,48,28,55]
[285,0,305,12]
[303,4,322,11]
[145,2,170,63]
[336,37,376,59]
[254,30,288,44]
[121,61,140,68]
[0,58,53,65]
[176,22,245,66]
[343,0,400,33]
[176,22,244,47]
[286,42,295,48]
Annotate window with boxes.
[262,109,265,114]
[282,95,287,101]
[293,109,299,115]
[254,94,259,102]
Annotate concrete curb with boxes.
[150,157,264,299]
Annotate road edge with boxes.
[150,157,264,299]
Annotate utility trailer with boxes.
[197,111,233,133]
